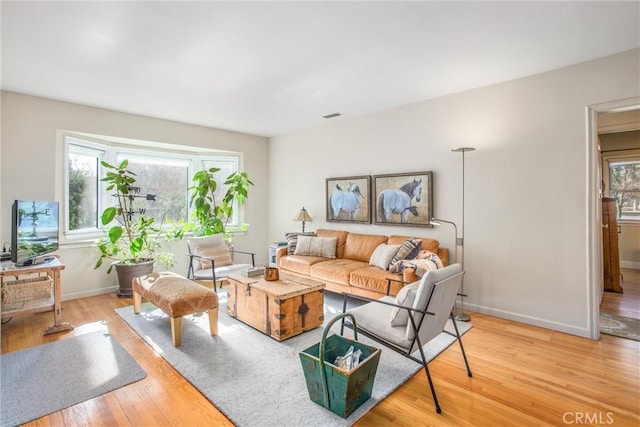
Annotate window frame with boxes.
[602,148,640,225]
[62,132,244,240]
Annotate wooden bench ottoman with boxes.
[132,271,219,347]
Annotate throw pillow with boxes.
[390,238,422,265]
[390,281,420,326]
[369,244,401,270]
[197,245,232,269]
[294,236,338,259]
[285,232,315,255]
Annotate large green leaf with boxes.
[108,226,123,244]
[101,207,117,225]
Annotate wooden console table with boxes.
[1,258,74,335]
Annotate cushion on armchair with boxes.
[188,234,232,270]
[390,281,420,326]
[198,246,232,269]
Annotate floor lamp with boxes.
[430,217,465,318]
[452,146,475,321]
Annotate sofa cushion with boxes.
[315,229,349,258]
[279,255,328,276]
[388,235,439,253]
[294,236,338,259]
[343,233,388,263]
[285,231,315,255]
[369,244,401,270]
[350,266,404,295]
[310,259,368,286]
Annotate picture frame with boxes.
[373,171,433,227]
[326,175,371,224]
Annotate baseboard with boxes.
[620,261,640,270]
[62,286,118,301]
[464,303,592,339]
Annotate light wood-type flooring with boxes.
[1,281,639,427]
[601,268,640,320]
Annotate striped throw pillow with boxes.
[197,245,232,269]
[390,238,422,265]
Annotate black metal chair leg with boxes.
[423,364,441,414]
[450,313,473,377]
[211,271,217,293]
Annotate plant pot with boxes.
[114,259,155,297]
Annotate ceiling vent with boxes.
[322,112,342,119]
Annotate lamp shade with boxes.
[293,207,313,223]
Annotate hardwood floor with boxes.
[2,291,639,427]
[601,268,640,320]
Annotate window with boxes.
[603,150,640,222]
[64,134,242,237]
[201,157,240,226]
[116,153,191,226]
[67,142,103,232]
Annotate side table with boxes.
[1,258,74,335]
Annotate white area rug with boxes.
[115,291,471,426]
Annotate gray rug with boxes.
[0,331,147,427]
[115,290,472,426]
[600,312,640,341]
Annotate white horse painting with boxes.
[377,179,423,223]
[329,182,363,220]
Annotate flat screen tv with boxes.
[11,200,60,267]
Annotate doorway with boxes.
[589,100,640,340]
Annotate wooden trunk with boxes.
[227,273,325,341]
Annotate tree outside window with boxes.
[609,159,640,221]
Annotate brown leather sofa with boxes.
[276,229,449,298]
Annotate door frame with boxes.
[586,97,639,339]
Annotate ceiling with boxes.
[2,1,639,138]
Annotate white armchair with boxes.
[340,263,472,414]
[187,234,255,292]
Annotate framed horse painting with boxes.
[326,175,371,224]
[373,171,433,227]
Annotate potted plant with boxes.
[169,168,254,242]
[94,159,170,297]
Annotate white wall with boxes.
[269,49,640,338]
[1,91,269,300]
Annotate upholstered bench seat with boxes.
[133,271,219,347]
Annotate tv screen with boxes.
[11,200,60,267]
